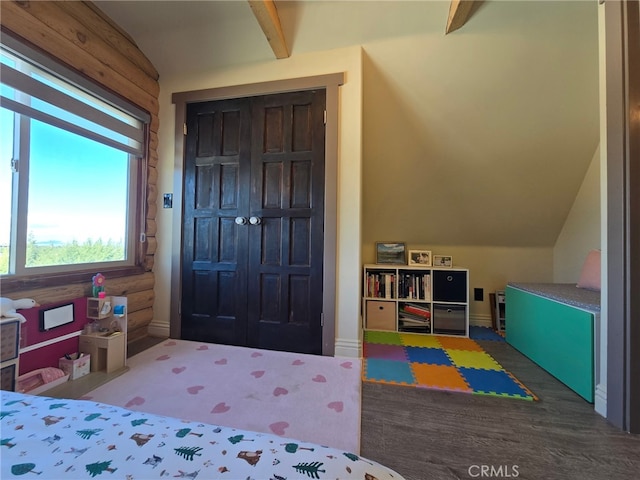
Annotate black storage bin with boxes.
[433,270,467,302]
[432,304,466,335]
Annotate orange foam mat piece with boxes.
[411,363,473,392]
[436,336,485,352]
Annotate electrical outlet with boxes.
[474,288,484,301]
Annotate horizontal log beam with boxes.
[127,326,151,343]
[72,1,159,80]
[107,272,155,296]
[126,289,154,313]
[147,165,158,186]
[1,2,159,114]
[146,236,158,256]
[2,270,153,304]
[128,306,154,331]
[144,255,155,272]
[19,1,159,96]
[147,202,158,221]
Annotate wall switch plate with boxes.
[163,193,173,208]
[474,288,484,301]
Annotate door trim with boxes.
[171,73,344,356]
[603,0,639,433]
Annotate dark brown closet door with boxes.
[247,90,326,354]
[182,98,251,346]
[182,90,326,354]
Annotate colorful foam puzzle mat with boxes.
[363,331,537,401]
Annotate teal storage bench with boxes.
[505,283,600,402]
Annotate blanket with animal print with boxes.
[1,390,403,479]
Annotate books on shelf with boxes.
[365,270,434,301]
[398,273,431,301]
[399,316,430,327]
[399,325,431,333]
[401,302,431,319]
[398,302,431,332]
[366,271,396,299]
[398,315,431,333]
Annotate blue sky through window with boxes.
[27,120,129,245]
[0,115,129,247]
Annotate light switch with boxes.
[163,193,173,208]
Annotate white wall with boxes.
[149,46,364,357]
[360,2,599,250]
[553,146,601,283]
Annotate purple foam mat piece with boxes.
[363,342,408,362]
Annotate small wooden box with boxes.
[365,300,396,330]
[86,297,112,320]
[59,353,91,380]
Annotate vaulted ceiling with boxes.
[93,1,484,74]
[94,0,600,248]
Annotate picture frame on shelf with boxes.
[408,250,432,266]
[376,242,407,264]
[433,255,453,268]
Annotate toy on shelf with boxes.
[92,273,106,298]
[0,297,39,323]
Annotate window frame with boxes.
[0,34,150,288]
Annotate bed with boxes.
[1,390,404,479]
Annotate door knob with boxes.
[249,216,262,225]
[235,216,248,225]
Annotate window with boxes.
[0,36,149,277]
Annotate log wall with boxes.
[0,1,160,344]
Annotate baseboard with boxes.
[594,384,607,418]
[470,313,493,327]
[334,337,361,359]
[147,321,170,338]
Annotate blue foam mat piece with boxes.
[458,367,529,397]
[405,346,452,366]
[469,326,505,342]
[364,358,416,384]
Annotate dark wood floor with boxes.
[360,339,640,480]
[127,335,166,357]
[126,335,639,479]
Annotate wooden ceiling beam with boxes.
[446,0,477,34]
[248,0,289,59]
